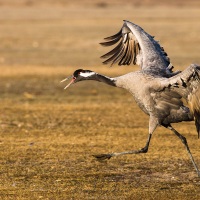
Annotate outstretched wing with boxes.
[101,20,175,77]
[161,64,200,137]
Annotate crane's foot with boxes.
[92,153,113,161]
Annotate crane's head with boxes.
[60,69,96,89]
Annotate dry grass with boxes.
[0,2,200,199]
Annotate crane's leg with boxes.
[166,124,200,177]
[93,117,158,160]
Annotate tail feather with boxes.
[168,64,200,138]
[194,111,200,139]
[189,83,200,138]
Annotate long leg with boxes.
[166,124,200,177]
[93,117,158,160]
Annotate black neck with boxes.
[93,73,116,87]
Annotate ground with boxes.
[0,1,200,199]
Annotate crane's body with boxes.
[61,20,200,177]
[115,71,164,116]
[115,71,193,124]
[116,71,153,115]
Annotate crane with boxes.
[61,20,200,176]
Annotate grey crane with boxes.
[61,20,200,176]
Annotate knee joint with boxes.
[141,146,148,153]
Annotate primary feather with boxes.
[101,20,178,77]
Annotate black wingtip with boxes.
[123,19,128,22]
[102,29,122,41]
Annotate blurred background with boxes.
[0,0,200,68]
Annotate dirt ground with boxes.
[0,1,200,199]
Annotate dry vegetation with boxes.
[0,1,200,199]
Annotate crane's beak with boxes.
[60,76,76,89]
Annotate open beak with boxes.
[60,76,76,89]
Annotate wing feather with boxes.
[133,40,137,65]
[102,42,125,65]
[103,29,122,41]
[100,20,176,77]
[161,64,200,137]
[100,36,122,46]
[119,34,130,65]
[101,41,123,59]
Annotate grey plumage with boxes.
[101,20,176,77]
[61,20,200,177]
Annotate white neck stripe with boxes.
[80,72,96,77]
